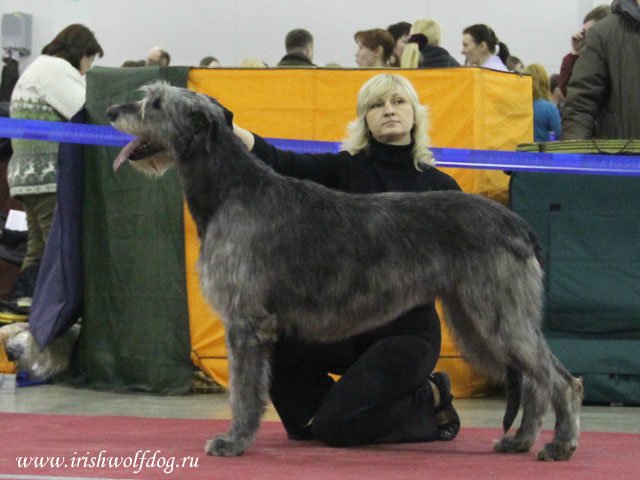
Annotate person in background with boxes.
[239,57,268,68]
[524,64,562,142]
[146,46,170,66]
[231,73,461,447]
[461,24,510,72]
[121,59,145,67]
[400,18,459,68]
[7,24,103,308]
[549,73,565,115]
[199,56,221,68]
[277,29,315,67]
[562,0,640,140]
[387,21,411,67]
[558,4,611,97]
[506,55,525,73]
[354,29,395,67]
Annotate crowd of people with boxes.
[114,1,638,144]
[1,0,639,451]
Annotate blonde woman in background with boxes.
[401,19,459,69]
[524,63,561,142]
[240,57,268,68]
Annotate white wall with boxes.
[2,0,605,75]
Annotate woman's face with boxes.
[79,55,96,75]
[461,33,487,66]
[365,90,414,145]
[393,34,409,62]
[356,41,382,67]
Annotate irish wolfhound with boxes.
[107,83,583,461]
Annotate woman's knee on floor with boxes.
[310,411,358,447]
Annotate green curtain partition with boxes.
[510,171,640,404]
[70,67,193,394]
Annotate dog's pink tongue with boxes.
[113,138,142,171]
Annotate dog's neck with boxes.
[176,129,276,236]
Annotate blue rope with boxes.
[262,137,640,177]
[1,117,640,176]
[0,117,134,147]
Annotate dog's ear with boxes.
[190,108,220,154]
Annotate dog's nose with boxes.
[5,344,21,361]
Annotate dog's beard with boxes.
[127,153,176,177]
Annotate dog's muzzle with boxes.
[107,105,165,171]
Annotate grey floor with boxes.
[2,383,639,434]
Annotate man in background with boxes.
[277,29,315,67]
[562,0,640,139]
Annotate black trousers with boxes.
[269,315,441,446]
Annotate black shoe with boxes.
[287,423,315,441]
[8,260,41,310]
[430,371,461,441]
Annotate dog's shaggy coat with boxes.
[107,83,583,461]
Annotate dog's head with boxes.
[107,82,227,177]
[5,324,80,381]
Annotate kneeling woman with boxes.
[232,73,461,446]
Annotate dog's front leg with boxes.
[205,320,274,456]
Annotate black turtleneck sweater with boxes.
[251,134,460,347]
[252,135,460,195]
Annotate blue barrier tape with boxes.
[264,138,640,177]
[1,117,640,176]
[430,147,640,177]
[0,117,134,147]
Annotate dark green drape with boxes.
[510,171,640,404]
[70,67,193,394]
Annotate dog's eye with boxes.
[152,98,162,109]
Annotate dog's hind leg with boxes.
[205,318,275,456]
[443,255,553,456]
[442,293,547,453]
[537,355,583,461]
[493,356,551,454]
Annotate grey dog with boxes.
[107,83,583,461]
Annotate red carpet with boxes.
[0,413,637,479]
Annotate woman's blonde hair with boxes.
[239,57,267,68]
[524,63,551,101]
[341,74,434,168]
[400,19,442,69]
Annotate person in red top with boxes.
[558,4,610,96]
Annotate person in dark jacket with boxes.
[277,29,315,67]
[562,0,640,139]
[401,19,459,69]
[231,73,461,447]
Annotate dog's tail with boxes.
[503,366,522,432]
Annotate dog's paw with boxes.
[537,442,576,461]
[205,435,248,457]
[493,435,533,454]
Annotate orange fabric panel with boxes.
[0,347,17,374]
[184,203,229,387]
[185,68,532,396]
